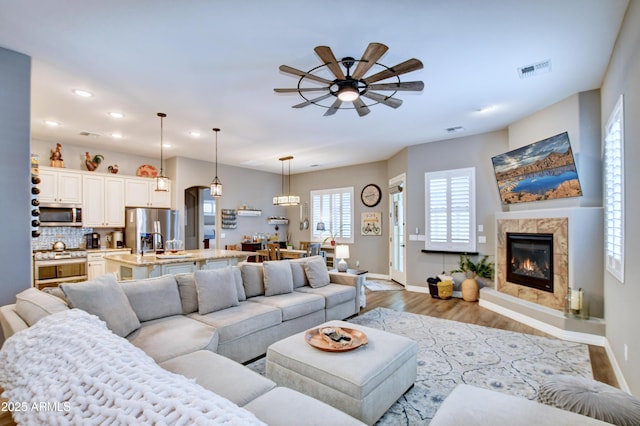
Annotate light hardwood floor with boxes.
[361,287,618,388]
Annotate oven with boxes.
[33,250,88,289]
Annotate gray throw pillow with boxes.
[240,263,265,298]
[304,256,330,288]
[120,275,182,322]
[194,267,239,315]
[61,274,141,337]
[232,266,246,301]
[263,260,294,296]
[175,273,198,314]
[289,258,309,288]
[15,288,69,326]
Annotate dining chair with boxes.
[299,241,310,251]
[267,243,281,260]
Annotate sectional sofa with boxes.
[0,256,367,424]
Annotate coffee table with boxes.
[266,320,417,425]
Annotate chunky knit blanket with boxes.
[0,309,265,425]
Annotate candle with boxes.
[570,289,582,311]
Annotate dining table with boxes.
[255,248,307,261]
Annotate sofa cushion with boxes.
[175,273,198,314]
[296,283,356,308]
[120,275,182,322]
[249,292,324,321]
[194,267,239,315]
[126,315,219,363]
[263,260,294,296]
[61,274,140,337]
[15,288,69,326]
[41,286,68,303]
[304,256,330,288]
[160,350,276,407]
[241,263,265,298]
[189,301,282,343]
[289,258,309,288]
[232,266,247,301]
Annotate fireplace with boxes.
[506,232,554,293]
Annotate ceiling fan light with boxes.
[337,86,359,102]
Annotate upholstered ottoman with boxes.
[265,320,417,425]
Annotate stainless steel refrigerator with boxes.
[125,208,180,254]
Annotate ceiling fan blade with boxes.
[363,58,424,84]
[292,93,333,108]
[367,81,424,91]
[314,46,346,80]
[324,98,343,116]
[352,98,371,117]
[274,87,329,93]
[351,42,388,80]
[361,91,403,109]
[279,65,334,85]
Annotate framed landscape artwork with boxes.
[491,131,582,204]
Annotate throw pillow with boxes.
[262,261,294,296]
[120,275,182,322]
[175,273,199,314]
[240,263,265,298]
[304,255,330,288]
[15,288,69,326]
[194,267,239,315]
[61,274,141,337]
[289,258,309,288]
[232,266,247,301]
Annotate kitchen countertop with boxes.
[104,249,255,266]
[87,247,131,252]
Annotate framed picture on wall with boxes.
[361,212,382,235]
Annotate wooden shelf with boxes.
[237,209,262,217]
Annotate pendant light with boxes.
[155,112,170,192]
[210,128,222,197]
[273,155,300,206]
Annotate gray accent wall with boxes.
[601,0,640,395]
[0,48,31,314]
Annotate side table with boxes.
[329,268,368,275]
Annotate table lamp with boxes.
[335,245,350,272]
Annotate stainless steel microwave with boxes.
[39,206,83,227]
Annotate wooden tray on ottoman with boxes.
[305,327,368,352]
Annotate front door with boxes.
[389,174,406,285]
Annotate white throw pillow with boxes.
[263,261,294,296]
[240,263,265,298]
[15,288,69,326]
[289,258,309,288]
[303,256,330,288]
[194,267,239,315]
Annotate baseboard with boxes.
[365,273,389,280]
[406,285,428,293]
[479,298,606,347]
[604,338,631,393]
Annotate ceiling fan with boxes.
[274,42,424,117]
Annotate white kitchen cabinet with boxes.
[39,167,83,205]
[125,177,171,208]
[83,175,125,227]
[87,253,106,280]
[161,262,196,275]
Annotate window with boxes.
[604,95,624,283]
[311,187,354,243]
[425,167,476,252]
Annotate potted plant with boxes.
[321,225,342,246]
[451,254,495,302]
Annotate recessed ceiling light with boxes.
[108,112,125,119]
[72,89,93,98]
[44,120,60,127]
[163,143,171,148]
[111,133,123,139]
[189,131,201,137]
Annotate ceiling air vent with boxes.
[446,126,465,134]
[79,131,101,137]
[518,60,552,79]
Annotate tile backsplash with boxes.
[32,227,94,251]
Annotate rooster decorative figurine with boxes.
[85,152,104,171]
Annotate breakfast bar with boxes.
[105,249,255,280]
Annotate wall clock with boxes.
[361,184,382,207]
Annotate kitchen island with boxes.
[104,249,255,280]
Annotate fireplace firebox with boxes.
[506,232,554,293]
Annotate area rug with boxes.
[247,307,592,425]
[364,279,404,291]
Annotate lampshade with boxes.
[316,221,326,231]
[273,155,300,206]
[335,245,350,259]
[210,128,222,197]
[337,85,359,102]
[155,112,169,192]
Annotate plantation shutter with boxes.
[311,187,354,243]
[425,167,476,252]
[604,95,624,282]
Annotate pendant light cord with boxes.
[158,112,166,176]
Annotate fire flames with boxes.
[511,256,549,279]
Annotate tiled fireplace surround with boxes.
[480,207,605,342]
